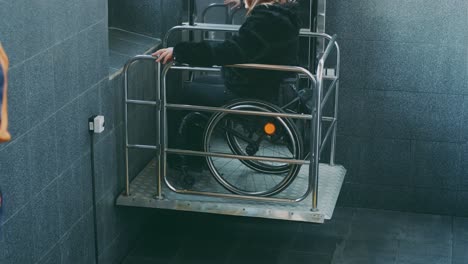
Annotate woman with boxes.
[0,43,11,144]
[153,0,300,103]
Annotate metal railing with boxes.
[123,30,339,211]
[163,23,331,48]
[201,3,230,24]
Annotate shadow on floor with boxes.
[121,207,468,264]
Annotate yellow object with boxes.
[264,122,276,135]
[0,43,11,143]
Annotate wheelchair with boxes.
[172,75,314,197]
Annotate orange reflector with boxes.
[264,122,276,135]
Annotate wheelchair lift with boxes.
[116,0,345,223]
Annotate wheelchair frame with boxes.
[123,29,339,210]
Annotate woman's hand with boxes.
[152,48,174,64]
[224,0,242,9]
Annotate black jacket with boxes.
[173,3,300,100]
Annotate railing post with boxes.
[155,61,163,200]
[330,42,340,166]
[123,55,162,197]
[310,62,323,211]
[159,63,173,200]
[124,62,130,196]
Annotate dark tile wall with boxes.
[329,0,468,215]
[0,0,144,263]
[109,0,183,38]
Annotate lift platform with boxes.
[117,160,345,223]
[116,0,345,224]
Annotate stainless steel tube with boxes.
[160,63,173,199]
[310,66,322,211]
[319,35,338,66]
[124,61,131,196]
[201,3,230,24]
[155,62,163,199]
[127,144,159,150]
[123,55,158,196]
[321,78,338,111]
[171,65,221,72]
[319,119,337,155]
[126,99,159,106]
[163,24,335,48]
[166,103,313,120]
[166,148,310,165]
[330,42,341,166]
[163,24,239,47]
[309,36,339,210]
[163,177,311,203]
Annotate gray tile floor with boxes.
[122,208,468,264]
[108,28,161,76]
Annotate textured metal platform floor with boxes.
[117,160,346,223]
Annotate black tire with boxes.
[203,100,303,196]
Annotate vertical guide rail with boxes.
[311,34,338,210]
[160,64,171,198]
[330,43,340,165]
[155,62,163,199]
[124,60,131,196]
[310,65,322,211]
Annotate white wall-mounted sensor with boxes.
[89,115,105,134]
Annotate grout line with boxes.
[342,182,460,192]
[451,216,455,264]
[325,35,466,47]
[109,27,160,41]
[97,229,122,258]
[109,50,133,58]
[97,225,141,264]
[1,76,109,150]
[1,108,115,227]
[10,18,107,72]
[109,32,161,49]
[1,146,93,226]
[34,208,95,264]
[32,127,120,263]
[336,133,468,145]
[1,172,60,226]
[340,86,468,100]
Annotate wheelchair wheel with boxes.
[203,100,303,196]
[226,104,297,174]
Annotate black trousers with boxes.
[167,75,239,169]
[180,75,238,107]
